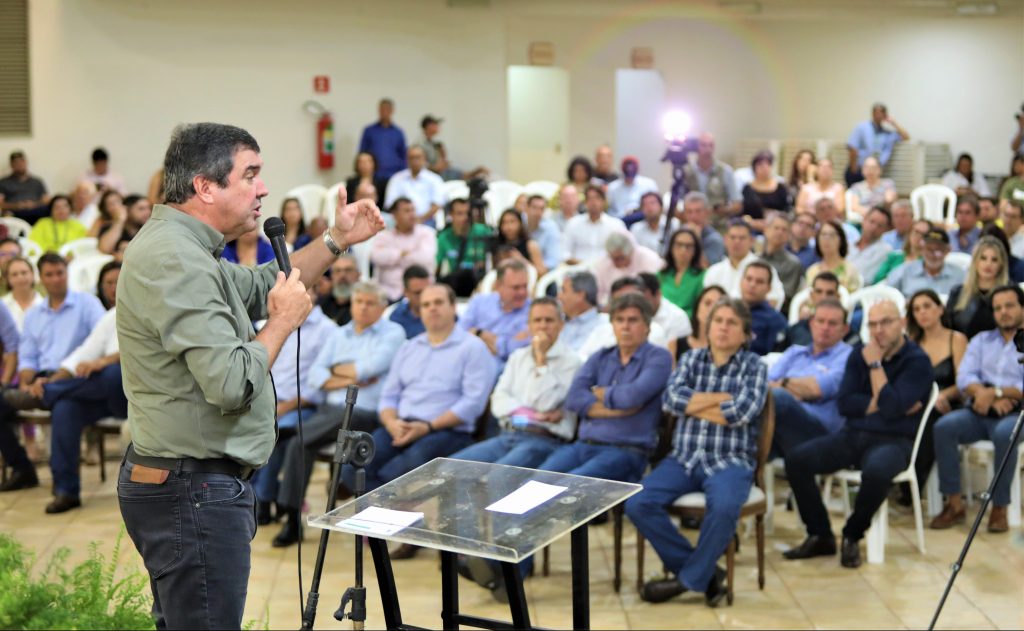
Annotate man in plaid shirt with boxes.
[626,297,768,607]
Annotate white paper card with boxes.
[337,506,424,536]
[486,480,567,515]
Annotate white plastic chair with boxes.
[911,184,957,225]
[523,180,559,201]
[848,285,907,342]
[476,263,537,295]
[67,253,114,294]
[349,236,374,280]
[944,251,972,273]
[0,217,32,239]
[442,180,470,202]
[58,237,100,261]
[822,383,938,563]
[382,301,399,321]
[786,285,852,324]
[482,180,524,225]
[285,184,328,225]
[961,441,1024,528]
[18,238,43,266]
[845,189,862,225]
[534,263,588,298]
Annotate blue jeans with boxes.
[250,406,315,503]
[770,388,831,459]
[450,431,563,468]
[343,426,472,492]
[118,460,256,629]
[536,442,649,482]
[934,408,1023,506]
[46,366,129,498]
[625,458,752,592]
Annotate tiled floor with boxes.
[2,454,1023,630]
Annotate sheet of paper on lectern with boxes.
[337,506,424,536]
[486,480,567,515]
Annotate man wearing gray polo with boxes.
[116,122,383,629]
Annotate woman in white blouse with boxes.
[942,152,992,198]
[2,257,43,332]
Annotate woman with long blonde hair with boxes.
[945,235,1009,337]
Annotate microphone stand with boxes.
[928,355,1024,629]
[301,385,376,630]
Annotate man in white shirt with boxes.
[1002,200,1024,258]
[638,272,692,340]
[703,220,785,308]
[579,276,672,359]
[848,206,892,284]
[607,156,659,219]
[80,147,126,196]
[630,192,678,254]
[562,185,628,264]
[370,197,436,301]
[592,232,663,306]
[383,145,445,225]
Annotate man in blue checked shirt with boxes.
[458,259,531,374]
[627,297,767,607]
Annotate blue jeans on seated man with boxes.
[450,430,563,468]
[45,364,129,498]
[250,406,316,504]
[625,458,752,592]
[934,408,1024,507]
[342,425,473,493]
[770,387,832,459]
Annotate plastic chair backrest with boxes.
[523,180,559,200]
[850,284,907,341]
[67,253,114,294]
[944,251,972,272]
[908,384,940,470]
[285,184,328,225]
[58,237,100,260]
[910,184,957,224]
[0,217,32,239]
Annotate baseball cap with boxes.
[421,115,444,129]
[923,229,950,245]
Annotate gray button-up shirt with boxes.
[117,205,279,466]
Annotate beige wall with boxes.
[4,0,1022,214]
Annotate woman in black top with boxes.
[345,152,387,208]
[945,236,1008,338]
[494,208,546,276]
[742,150,791,232]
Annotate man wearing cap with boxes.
[884,228,965,298]
[416,115,488,182]
[0,151,50,222]
[607,156,659,221]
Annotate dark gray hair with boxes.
[609,292,654,327]
[706,297,752,341]
[162,123,260,204]
[567,270,598,307]
[683,191,709,207]
[605,232,634,255]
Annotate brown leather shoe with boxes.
[987,506,1009,533]
[929,502,966,529]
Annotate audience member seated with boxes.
[1002,200,1024,258]
[607,156,658,220]
[631,192,678,254]
[676,285,727,359]
[70,181,99,231]
[739,261,787,355]
[97,194,152,255]
[353,283,494,495]
[845,103,909,187]
[95,261,120,311]
[80,147,125,195]
[876,219,929,284]
[848,157,897,220]
[769,298,852,457]
[0,302,17,387]
[741,150,790,231]
[787,272,841,347]
[2,257,43,331]
[359,98,407,180]
[813,196,860,246]
[682,133,741,225]
[658,228,706,319]
[0,237,21,273]
[786,149,816,201]
[759,213,803,303]
[384,145,445,225]
[980,224,1024,283]
[783,300,933,569]
[0,150,50,223]
[942,152,991,198]
[979,196,999,228]
[371,197,436,302]
[494,208,547,276]
[998,155,1024,203]
[579,277,672,359]
[704,220,785,307]
[345,152,387,209]
[562,185,628,265]
[436,199,492,297]
[945,236,1007,338]
[416,115,487,181]
[848,206,893,284]
[628,297,767,607]
[561,156,602,204]
[948,195,982,254]
[593,232,662,305]
[319,254,360,325]
[787,211,820,270]
[458,259,531,373]
[930,284,1024,534]
[87,190,124,238]
[390,265,430,339]
[638,272,693,342]
[278,197,311,251]
[273,282,405,546]
[250,286,337,527]
[525,194,563,271]
[222,226,275,267]
[885,228,964,297]
[450,298,580,467]
[551,184,582,231]
[805,220,861,293]
[594,144,618,184]
[881,200,914,252]
[796,157,845,215]
[557,270,602,353]
[29,196,88,254]
[679,192,724,266]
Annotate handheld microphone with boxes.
[263,216,292,276]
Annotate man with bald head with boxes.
[682,133,740,223]
[783,300,933,569]
[384,145,446,225]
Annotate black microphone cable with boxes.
[295,325,305,620]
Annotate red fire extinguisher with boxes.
[317,112,334,170]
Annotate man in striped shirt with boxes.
[626,297,768,607]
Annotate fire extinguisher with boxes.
[317,112,334,170]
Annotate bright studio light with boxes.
[662,110,692,142]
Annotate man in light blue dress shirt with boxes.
[845,103,909,186]
[458,259,531,374]
[526,195,563,271]
[556,270,602,353]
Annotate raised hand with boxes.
[332,187,385,248]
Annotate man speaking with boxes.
[115,123,384,629]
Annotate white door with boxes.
[507,66,570,185]
[615,69,667,191]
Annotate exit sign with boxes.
[313,75,330,93]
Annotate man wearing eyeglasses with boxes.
[884,229,965,298]
[782,300,933,568]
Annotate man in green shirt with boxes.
[116,122,383,629]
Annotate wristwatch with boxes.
[322,229,348,256]
[868,360,883,370]
[995,386,1004,399]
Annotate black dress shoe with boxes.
[390,543,420,560]
[271,510,302,548]
[704,565,727,608]
[840,537,862,569]
[256,501,274,526]
[45,494,81,514]
[0,467,39,492]
[640,578,687,604]
[782,535,837,560]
